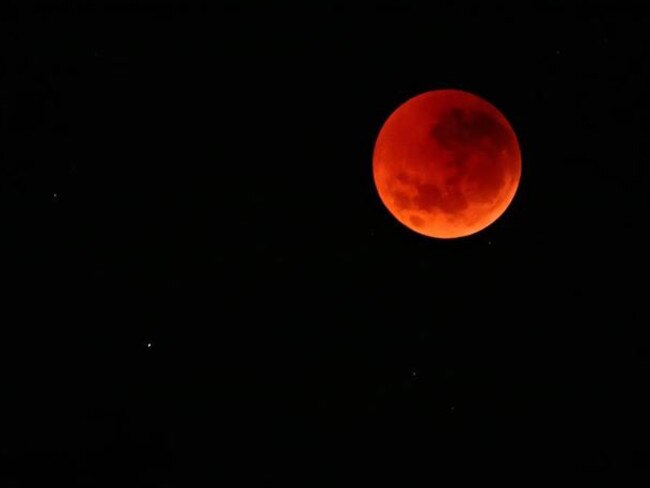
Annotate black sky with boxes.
[1,1,649,485]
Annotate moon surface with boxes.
[373,89,522,238]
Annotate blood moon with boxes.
[373,89,521,238]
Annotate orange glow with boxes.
[373,89,521,238]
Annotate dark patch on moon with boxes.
[410,215,425,228]
[396,171,412,184]
[467,153,508,203]
[415,182,468,214]
[430,107,511,205]
[392,177,471,216]
[430,107,510,157]
[392,189,412,210]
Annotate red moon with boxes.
[373,89,521,238]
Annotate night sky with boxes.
[1,2,649,485]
